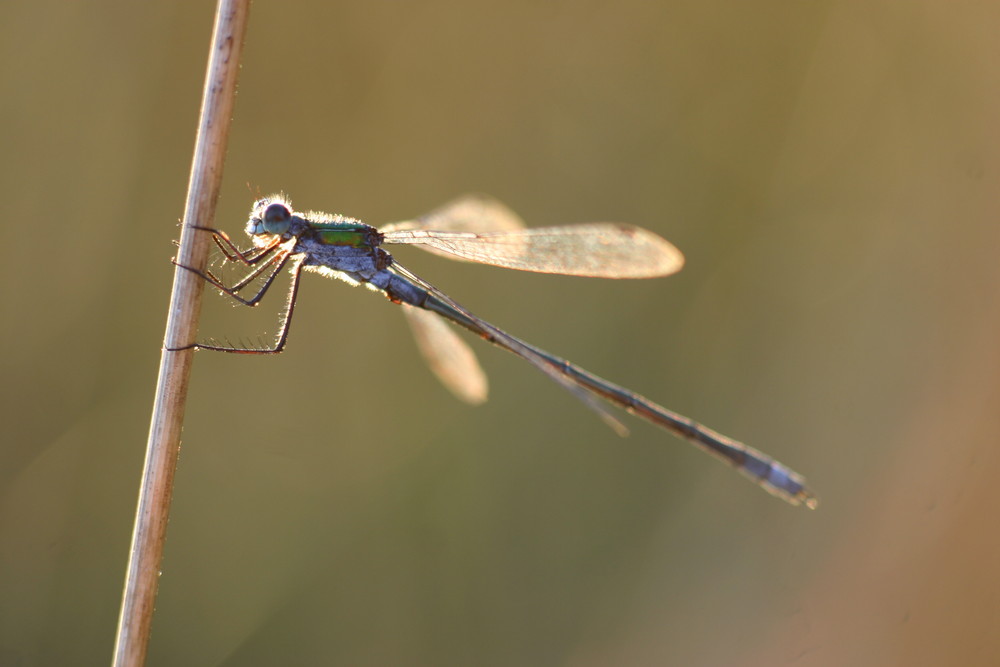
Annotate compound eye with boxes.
[263,203,291,235]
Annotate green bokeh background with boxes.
[3,2,999,665]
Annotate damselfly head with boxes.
[247,197,293,238]
[263,203,291,234]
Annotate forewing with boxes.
[383,224,684,279]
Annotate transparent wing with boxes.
[381,193,526,235]
[382,223,684,279]
[391,263,630,436]
[401,304,488,405]
[387,195,517,400]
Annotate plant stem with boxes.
[112,2,250,665]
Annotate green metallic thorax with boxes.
[308,220,382,248]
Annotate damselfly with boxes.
[172,195,817,508]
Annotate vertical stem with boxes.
[112,2,250,665]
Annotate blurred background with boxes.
[2,1,998,665]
